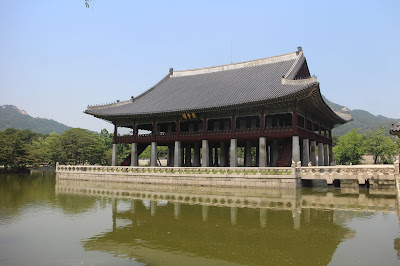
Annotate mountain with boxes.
[0,105,72,134]
[1,100,398,137]
[323,97,399,136]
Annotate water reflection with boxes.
[1,174,399,265]
[54,179,398,265]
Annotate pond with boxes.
[1,173,400,265]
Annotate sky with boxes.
[1,0,399,133]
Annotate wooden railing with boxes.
[114,126,296,144]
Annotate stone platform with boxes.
[56,162,399,189]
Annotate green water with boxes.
[1,173,400,265]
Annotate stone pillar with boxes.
[220,142,226,167]
[324,144,329,166]
[112,143,118,166]
[174,141,182,167]
[230,139,238,167]
[245,140,252,167]
[272,140,279,167]
[185,145,192,166]
[150,142,157,167]
[302,139,310,167]
[167,143,174,167]
[193,143,201,167]
[131,143,138,166]
[292,136,300,165]
[318,143,324,166]
[202,140,209,167]
[329,145,334,166]
[259,137,267,167]
[310,141,317,166]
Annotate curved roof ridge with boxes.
[172,50,300,78]
[283,51,305,79]
[131,73,171,102]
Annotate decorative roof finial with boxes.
[169,68,174,75]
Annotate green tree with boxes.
[0,129,28,169]
[364,128,398,164]
[44,133,63,164]
[396,138,400,151]
[61,128,105,165]
[332,135,340,147]
[333,129,365,165]
[99,129,113,165]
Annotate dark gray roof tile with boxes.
[86,49,315,117]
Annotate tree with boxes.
[0,129,28,169]
[333,129,365,165]
[61,128,105,165]
[364,128,398,164]
[44,133,63,164]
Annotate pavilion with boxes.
[85,47,351,167]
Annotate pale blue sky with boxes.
[1,0,399,132]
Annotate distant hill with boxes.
[323,97,399,136]
[0,105,71,134]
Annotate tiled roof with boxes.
[86,48,318,117]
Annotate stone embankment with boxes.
[56,161,399,189]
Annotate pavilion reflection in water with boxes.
[55,180,397,265]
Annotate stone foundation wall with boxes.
[56,171,301,189]
[56,163,398,190]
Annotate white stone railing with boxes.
[56,164,294,178]
[300,164,397,185]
